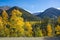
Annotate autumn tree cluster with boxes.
[0,9,60,37]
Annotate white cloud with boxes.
[57,8,60,10]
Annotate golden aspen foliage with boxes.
[2,10,8,26]
[4,28,10,37]
[55,25,60,35]
[25,22,32,30]
[11,9,24,27]
[0,17,4,30]
[9,9,25,37]
[47,23,53,37]
[1,10,11,37]
[35,28,43,37]
[11,9,22,16]
[0,16,6,37]
[2,10,8,21]
[0,8,59,37]
[25,22,33,37]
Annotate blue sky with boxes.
[0,0,60,13]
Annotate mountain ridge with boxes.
[0,6,10,10]
[36,7,60,19]
[0,6,41,21]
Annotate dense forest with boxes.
[0,7,60,37]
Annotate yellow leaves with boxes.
[11,16,23,21]
[0,25,4,30]
[9,9,25,37]
[16,9,22,16]
[47,33,53,37]
[47,23,53,37]
[0,17,4,30]
[55,25,60,35]
[37,30,43,37]
[19,28,24,32]
[25,22,31,27]
[25,22,33,37]
[0,17,2,20]
[25,22,32,30]
[10,17,24,27]
[10,9,24,27]
[12,9,22,16]
[55,25,60,31]
[4,28,10,35]
[0,8,59,37]
[39,30,43,37]
[12,9,17,15]
[35,28,43,37]
[25,31,33,37]
[0,17,3,24]
[2,10,8,20]
[16,18,24,27]
[56,32,60,34]
[2,10,8,17]
[10,15,24,27]
[18,17,24,21]
[47,24,52,32]
[17,21,24,27]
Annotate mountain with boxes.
[0,9,3,16]
[33,12,42,15]
[0,6,10,10]
[6,6,41,21]
[37,7,60,19]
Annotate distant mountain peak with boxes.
[11,6,20,9]
[9,6,24,10]
[47,7,56,9]
[36,7,60,19]
[7,6,25,12]
[0,6,10,10]
[45,7,59,12]
[6,6,41,21]
[44,7,60,14]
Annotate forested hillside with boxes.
[0,6,60,37]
